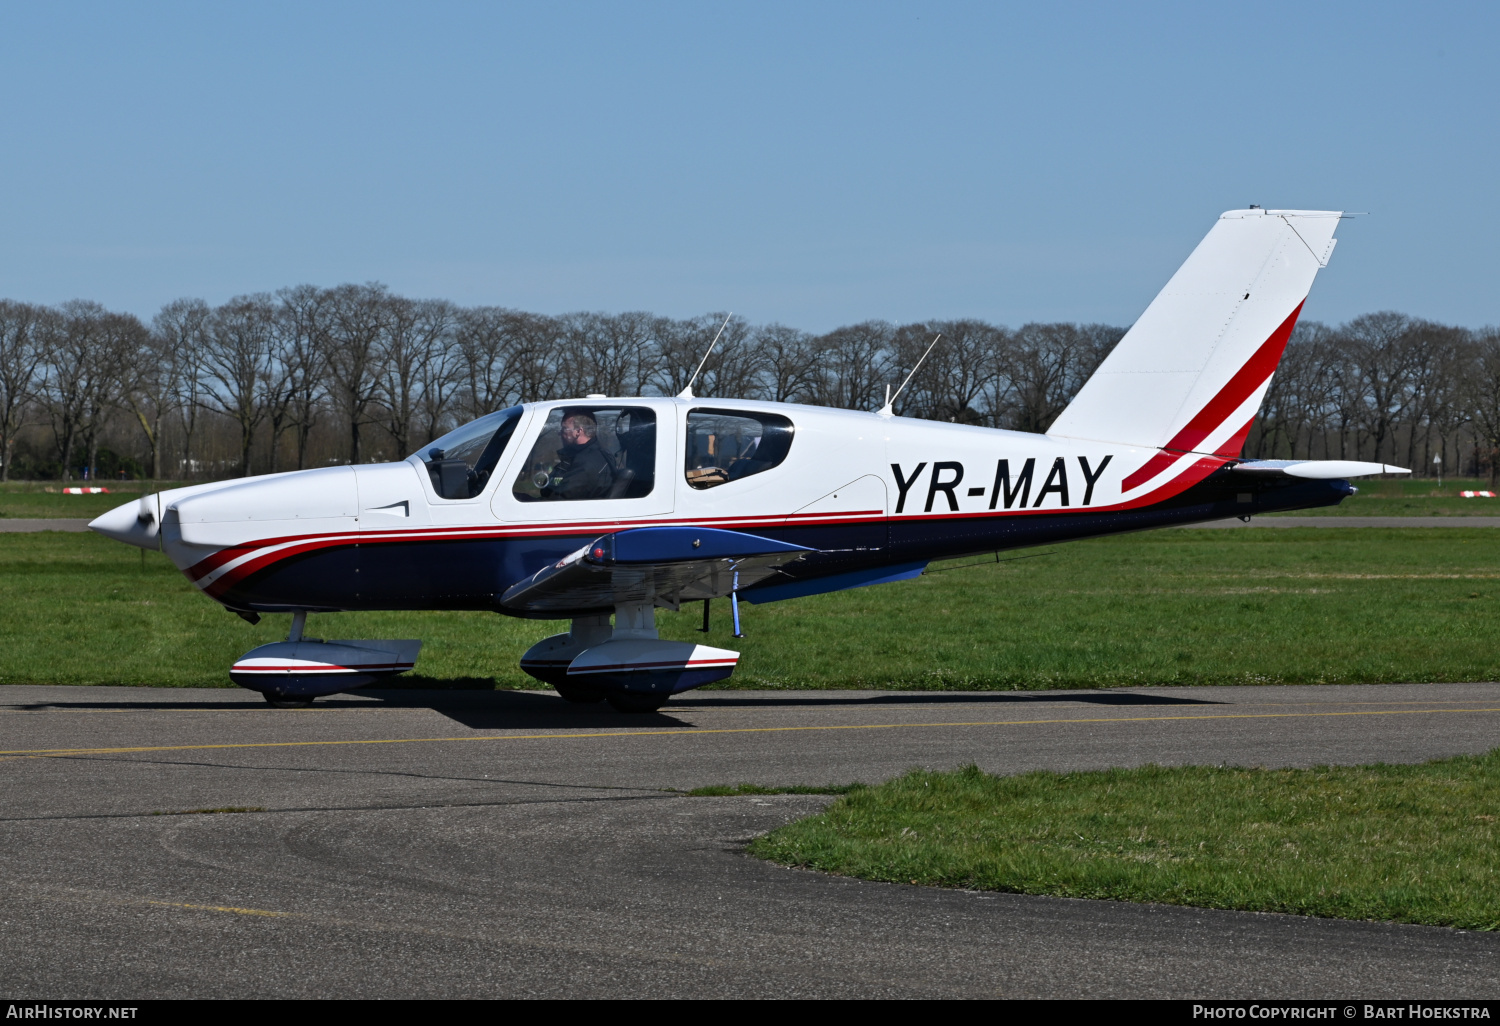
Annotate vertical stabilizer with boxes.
[1047,209,1340,493]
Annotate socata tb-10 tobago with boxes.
[91,207,1407,712]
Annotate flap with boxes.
[498,527,813,616]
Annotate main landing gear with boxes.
[519,603,740,714]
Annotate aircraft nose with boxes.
[89,494,160,550]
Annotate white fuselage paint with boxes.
[90,398,1178,602]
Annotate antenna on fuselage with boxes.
[878,333,941,417]
[677,313,734,399]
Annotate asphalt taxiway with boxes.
[2,682,1498,998]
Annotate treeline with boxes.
[0,284,1496,483]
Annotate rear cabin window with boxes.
[684,410,794,489]
[512,406,657,502]
[417,406,523,500]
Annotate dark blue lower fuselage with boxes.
[215,471,1352,618]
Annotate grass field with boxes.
[749,757,1500,929]
[1262,476,1500,517]
[0,481,155,519]
[2,476,1497,518]
[0,527,1495,688]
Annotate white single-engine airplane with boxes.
[92,208,1407,712]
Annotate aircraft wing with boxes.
[1231,459,1410,479]
[498,526,813,616]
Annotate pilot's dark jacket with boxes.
[543,437,614,500]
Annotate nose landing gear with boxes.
[233,612,423,707]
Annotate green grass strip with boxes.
[750,755,1500,929]
[4,528,1500,689]
[680,783,864,796]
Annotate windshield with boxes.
[415,406,524,500]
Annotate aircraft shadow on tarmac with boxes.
[348,687,1224,731]
[3,687,1221,733]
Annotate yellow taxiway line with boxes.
[3,705,1500,759]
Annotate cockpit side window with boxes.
[512,406,657,502]
[684,410,794,489]
[416,406,523,500]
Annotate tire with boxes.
[554,683,606,704]
[606,691,670,714]
[263,693,315,709]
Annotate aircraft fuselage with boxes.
[98,397,1348,618]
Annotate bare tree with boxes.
[122,303,193,480]
[151,298,212,479]
[274,285,331,471]
[455,307,522,420]
[647,314,763,399]
[992,322,1119,433]
[807,321,896,412]
[692,314,761,399]
[507,311,564,404]
[415,308,463,448]
[1466,328,1500,487]
[1338,312,1429,463]
[323,283,391,464]
[203,294,277,475]
[37,302,129,481]
[895,319,999,423]
[375,297,455,456]
[0,301,45,481]
[555,311,658,399]
[1424,329,1473,478]
[754,323,817,403]
[261,322,300,474]
[1404,321,1470,471]
[85,311,147,477]
[647,316,705,398]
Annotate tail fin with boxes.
[1047,208,1341,491]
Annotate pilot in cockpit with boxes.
[539,412,614,500]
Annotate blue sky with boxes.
[1,1,1495,331]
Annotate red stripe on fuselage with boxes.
[195,425,1242,602]
[184,507,887,583]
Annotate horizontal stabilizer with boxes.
[1231,459,1409,480]
[498,527,812,616]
